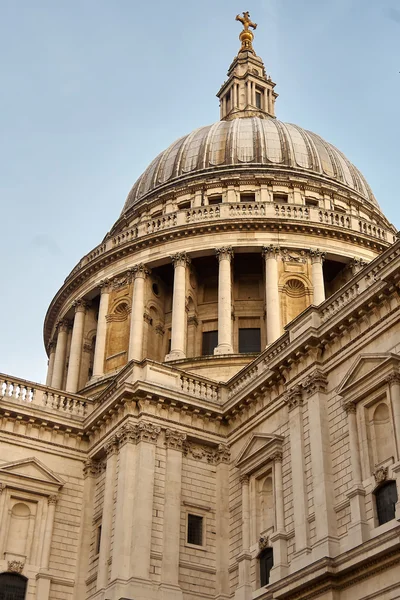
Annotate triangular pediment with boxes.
[236,433,284,475]
[338,353,400,397]
[0,457,64,487]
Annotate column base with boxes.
[35,571,51,600]
[214,344,233,355]
[165,350,186,361]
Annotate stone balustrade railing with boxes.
[180,374,220,403]
[65,202,394,281]
[0,375,91,418]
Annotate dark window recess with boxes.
[259,548,274,587]
[375,481,398,526]
[208,195,223,205]
[187,514,203,545]
[305,197,319,207]
[95,524,102,554]
[239,328,261,353]
[0,573,27,600]
[273,193,288,203]
[178,200,191,210]
[255,91,262,109]
[240,193,256,203]
[167,337,172,354]
[202,330,218,355]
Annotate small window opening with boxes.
[239,328,261,353]
[178,200,191,210]
[240,192,256,203]
[208,195,223,205]
[305,197,319,207]
[0,573,27,600]
[259,548,274,587]
[187,514,203,546]
[375,481,398,526]
[152,283,160,296]
[255,91,262,109]
[202,330,218,356]
[95,524,102,555]
[226,90,231,112]
[273,193,288,203]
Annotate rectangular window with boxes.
[178,200,191,210]
[273,193,288,203]
[239,328,261,353]
[187,514,203,546]
[202,330,218,356]
[95,524,102,555]
[208,195,223,205]
[255,91,262,109]
[240,192,256,203]
[305,197,319,207]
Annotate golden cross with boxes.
[236,11,257,32]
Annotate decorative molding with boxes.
[171,252,191,268]
[271,451,283,463]
[0,483,6,494]
[165,428,187,451]
[280,248,307,263]
[99,278,111,293]
[302,369,328,396]
[259,536,270,551]
[215,443,230,464]
[56,319,70,333]
[284,385,303,411]
[183,441,229,464]
[374,466,388,484]
[112,271,132,289]
[215,246,234,262]
[7,560,24,574]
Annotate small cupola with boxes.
[217,12,278,120]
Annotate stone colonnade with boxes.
[47,246,327,391]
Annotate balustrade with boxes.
[180,375,220,403]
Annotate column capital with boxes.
[385,371,400,386]
[272,450,283,463]
[116,423,137,447]
[215,443,230,464]
[165,428,187,451]
[301,369,328,396]
[48,340,57,354]
[283,385,303,411]
[0,483,6,494]
[83,459,101,478]
[104,436,119,457]
[56,319,70,333]
[131,263,151,280]
[309,249,326,264]
[48,494,59,506]
[136,421,161,444]
[239,474,250,485]
[171,252,191,268]
[215,246,234,262]
[343,400,357,414]
[99,278,112,294]
[349,258,368,274]
[72,298,89,313]
[262,244,280,259]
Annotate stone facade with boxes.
[1,14,400,600]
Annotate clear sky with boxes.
[1,0,399,384]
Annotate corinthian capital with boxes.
[136,421,161,444]
[262,245,280,259]
[132,263,151,280]
[171,252,191,268]
[165,428,187,451]
[309,249,325,264]
[215,246,234,262]
[72,298,89,313]
[302,369,328,396]
[283,385,303,411]
[56,319,70,333]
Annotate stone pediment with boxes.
[0,457,64,494]
[337,353,400,400]
[235,433,284,476]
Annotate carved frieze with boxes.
[183,441,230,464]
[112,271,132,289]
[7,560,24,574]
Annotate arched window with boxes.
[0,572,27,600]
[375,481,398,526]
[259,547,274,587]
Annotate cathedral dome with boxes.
[123,117,378,214]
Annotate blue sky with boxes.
[1,0,399,383]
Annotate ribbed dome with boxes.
[123,117,378,213]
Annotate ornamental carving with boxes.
[165,428,187,451]
[56,319,70,333]
[215,246,234,262]
[116,423,138,447]
[283,385,303,411]
[262,244,280,259]
[309,249,325,264]
[143,312,153,325]
[104,436,119,457]
[0,483,5,494]
[271,451,283,463]
[112,271,132,289]
[385,372,400,385]
[239,474,250,485]
[171,252,191,268]
[48,494,58,505]
[132,263,150,280]
[83,459,101,477]
[72,298,89,313]
[343,401,356,414]
[302,370,328,396]
[7,560,24,574]
[155,324,165,336]
[136,421,161,444]
[183,441,228,464]
[99,278,111,293]
[280,248,306,263]
[215,443,230,464]
[374,466,388,484]
[259,536,270,551]
[187,315,199,327]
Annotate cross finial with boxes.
[236,11,257,52]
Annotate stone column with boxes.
[51,320,69,389]
[310,250,325,305]
[66,300,88,393]
[128,264,150,361]
[92,279,111,378]
[45,342,56,386]
[235,475,252,600]
[36,494,58,600]
[215,445,230,600]
[263,245,281,345]
[130,422,161,579]
[303,371,339,559]
[73,460,98,600]
[215,247,234,355]
[284,386,310,567]
[349,258,367,276]
[111,424,137,581]
[160,429,187,600]
[343,401,369,546]
[386,372,400,460]
[233,83,238,108]
[269,450,288,581]
[96,437,119,591]
[166,253,190,361]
